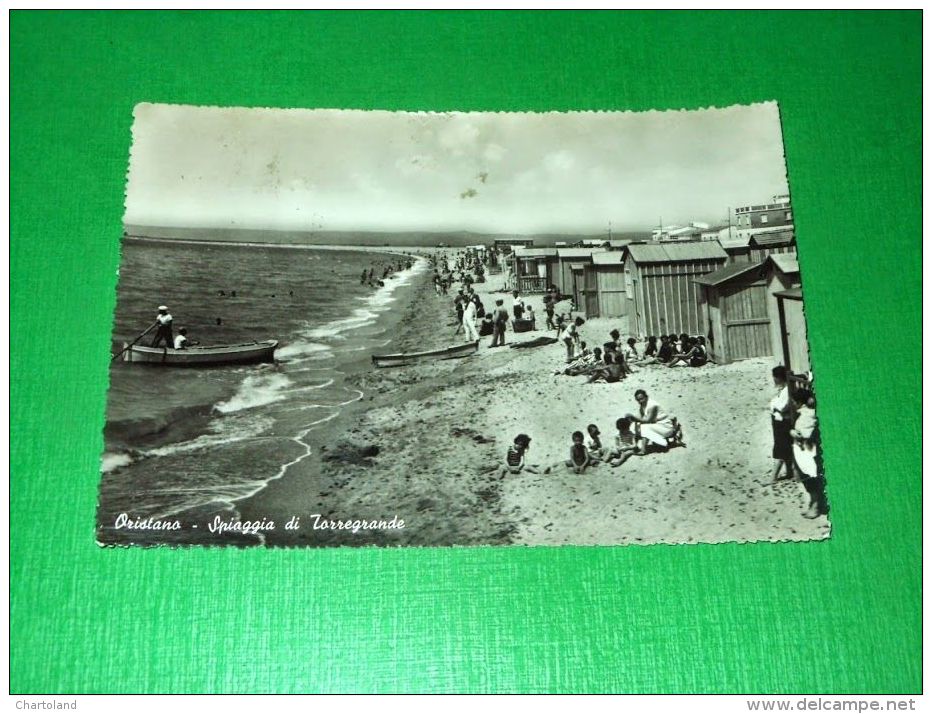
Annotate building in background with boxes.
[732,194,793,241]
[652,221,711,242]
[492,237,535,252]
[511,247,559,293]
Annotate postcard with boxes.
[98,103,828,547]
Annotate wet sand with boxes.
[238,252,830,547]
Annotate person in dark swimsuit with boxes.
[565,431,592,474]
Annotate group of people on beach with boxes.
[768,365,826,519]
[502,389,684,478]
[431,248,825,521]
[553,326,708,385]
[360,259,412,288]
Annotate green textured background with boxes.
[11,11,921,693]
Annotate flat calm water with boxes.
[99,237,425,544]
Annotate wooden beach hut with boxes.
[623,241,727,337]
[555,247,606,309]
[765,253,806,372]
[694,261,771,364]
[693,253,804,366]
[773,288,810,375]
[749,229,795,263]
[584,250,629,319]
[718,234,753,263]
[510,247,559,293]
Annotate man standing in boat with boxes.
[151,305,174,349]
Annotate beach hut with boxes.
[584,251,629,319]
[623,241,727,337]
[511,247,559,293]
[765,253,807,372]
[694,260,771,364]
[773,288,810,375]
[555,248,606,309]
[749,229,795,263]
[693,253,804,366]
[718,234,753,263]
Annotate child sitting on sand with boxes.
[558,348,601,376]
[565,431,593,474]
[501,433,540,477]
[609,417,639,467]
[586,424,606,462]
[586,351,624,383]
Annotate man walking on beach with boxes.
[490,299,508,348]
[462,295,480,342]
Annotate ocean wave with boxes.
[101,412,277,475]
[276,341,333,360]
[101,452,134,474]
[214,373,293,414]
[146,414,275,458]
[287,378,335,393]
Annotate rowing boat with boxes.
[121,340,279,366]
[371,340,479,368]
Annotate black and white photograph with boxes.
[99,103,829,547]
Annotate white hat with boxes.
[158,305,168,311]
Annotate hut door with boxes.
[570,265,585,312]
[781,298,811,374]
[722,283,771,360]
[584,265,600,318]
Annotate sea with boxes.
[98,237,425,544]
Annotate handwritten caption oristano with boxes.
[112,513,405,535]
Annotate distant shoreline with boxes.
[123,224,652,249]
[123,234,425,257]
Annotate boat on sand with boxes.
[372,341,479,368]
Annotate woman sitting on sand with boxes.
[624,389,684,453]
[655,335,675,364]
[668,336,709,368]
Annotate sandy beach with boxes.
[238,252,830,547]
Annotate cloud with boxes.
[437,116,480,157]
[542,150,576,173]
[483,143,506,163]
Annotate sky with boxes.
[125,102,790,235]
